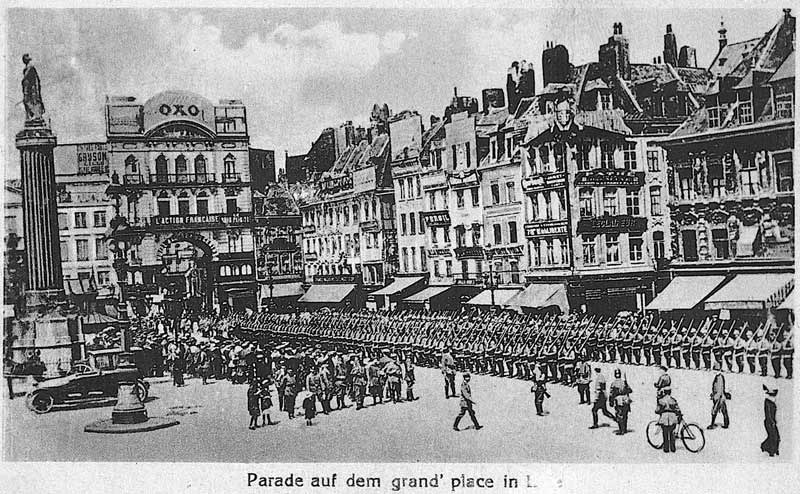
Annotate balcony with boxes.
[150,212,253,230]
[524,219,569,238]
[222,172,243,184]
[302,224,316,234]
[454,245,484,260]
[522,172,567,193]
[148,173,217,185]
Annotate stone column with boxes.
[12,124,80,372]
[16,125,63,306]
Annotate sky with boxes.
[4,7,786,179]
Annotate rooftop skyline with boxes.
[5,8,785,179]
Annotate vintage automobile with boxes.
[25,348,149,414]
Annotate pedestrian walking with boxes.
[283,368,297,419]
[707,364,730,429]
[655,389,681,453]
[760,384,780,457]
[453,373,482,431]
[531,366,550,416]
[247,381,261,430]
[589,367,617,429]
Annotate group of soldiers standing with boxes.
[232,309,793,384]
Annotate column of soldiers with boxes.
[230,309,793,382]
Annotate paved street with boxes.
[3,363,793,463]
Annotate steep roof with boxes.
[327,134,390,176]
[769,50,795,82]
[709,37,761,78]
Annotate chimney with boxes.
[542,42,571,86]
[678,46,697,68]
[454,87,458,98]
[599,22,631,79]
[506,62,521,113]
[663,24,678,66]
[718,18,728,52]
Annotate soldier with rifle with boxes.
[701,321,716,370]
[758,326,773,377]
[632,317,645,365]
[781,327,793,379]
[745,326,759,374]
[733,326,747,373]
[670,322,683,369]
[770,327,785,378]
[691,320,706,369]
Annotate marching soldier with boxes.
[771,331,784,378]
[576,357,592,405]
[652,327,664,368]
[721,327,735,372]
[589,367,617,429]
[453,373,483,432]
[441,346,457,398]
[746,328,759,374]
[701,326,714,370]
[670,326,682,369]
[643,326,655,367]
[707,362,730,429]
[691,324,704,370]
[758,329,772,377]
[733,328,747,373]
[632,325,644,365]
[782,328,793,379]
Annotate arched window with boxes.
[175,155,188,176]
[194,155,207,180]
[157,191,171,216]
[223,154,237,182]
[178,191,190,215]
[155,155,168,183]
[196,191,210,216]
[125,155,138,174]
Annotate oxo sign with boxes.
[143,90,214,133]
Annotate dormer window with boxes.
[739,99,753,124]
[775,92,794,119]
[600,92,612,110]
[708,107,721,128]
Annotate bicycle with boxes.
[646,417,706,453]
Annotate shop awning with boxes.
[402,286,451,304]
[298,284,355,304]
[63,278,96,296]
[505,284,569,313]
[261,282,305,299]
[645,275,726,311]
[777,290,794,311]
[466,288,521,306]
[705,273,795,311]
[80,313,119,333]
[736,225,760,257]
[371,276,425,296]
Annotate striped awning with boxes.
[777,289,794,311]
[704,273,794,311]
[646,276,726,311]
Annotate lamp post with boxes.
[266,261,275,312]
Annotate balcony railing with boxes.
[150,212,253,230]
[222,172,242,183]
[148,173,217,185]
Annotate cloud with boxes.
[5,10,414,175]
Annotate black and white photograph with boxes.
[1,1,797,492]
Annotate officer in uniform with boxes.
[758,329,772,377]
[653,365,671,402]
[701,327,715,370]
[782,329,793,379]
[746,329,759,374]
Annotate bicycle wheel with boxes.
[646,420,663,449]
[680,422,706,453]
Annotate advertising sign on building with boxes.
[353,167,375,194]
[575,169,645,187]
[525,220,569,237]
[76,143,108,175]
[107,105,143,134]
[576,215,647,234]
[142,90,215,133]
[522,172,567,192]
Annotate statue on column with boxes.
[22,53,46,125]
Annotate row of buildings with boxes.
[4,9,795,321]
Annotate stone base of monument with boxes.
[84,416,179,434]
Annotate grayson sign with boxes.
[143,91,214,133]
[525,220,569,237]
[575,169,644,187]
[76,143,108,175]
[576,215,647,234]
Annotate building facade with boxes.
[299,110,396,299]
[658,10,795,277]
[105,90,257,313]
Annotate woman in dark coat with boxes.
[247,381,261,430]
[760,385,780,457]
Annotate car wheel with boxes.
[27,390,55,414]
[135,381,149,402]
